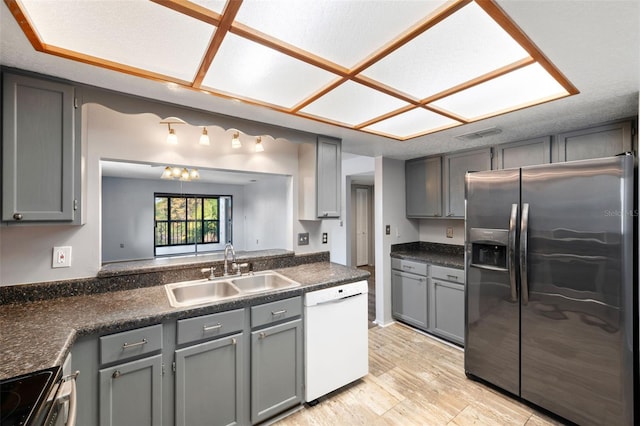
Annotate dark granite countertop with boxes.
[0,261,369,380]
[390,242,465,269]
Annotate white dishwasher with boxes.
[304,280,369,403]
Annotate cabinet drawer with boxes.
[430,265,464,284]
[391,258,428,276]
[251,296,302,328]
[177,308,245,345]
[100,324,163,365]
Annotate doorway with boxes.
[351,183,375,325]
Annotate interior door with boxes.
[355,187,369,266]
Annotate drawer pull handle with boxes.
[122,338,147,349]
[447,275,459,280]
[403,265,414,270]
[259,332,266,339]
[112,370,121,379]
[203,323,223,332]
[271,309,287,316]
[231,338,237,345]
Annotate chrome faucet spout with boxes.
[223,243,237,276]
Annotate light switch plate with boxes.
[52,246,72,268]
[446,227,454,238]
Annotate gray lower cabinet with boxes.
[99,354,163,426]
[429,266,465,345]
[251,318,303,424]
[443,148,492,218]
[175,333,244,426]
[391,268,428,330]
[2,72,80,223]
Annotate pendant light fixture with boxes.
[159,117,186,145]
[255,136,264,152]
[161,165,200,181]
[231,131,242,149]
[199,127,210,145]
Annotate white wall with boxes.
[374,157,420,326]
[242,176,289,251]
[0,87,318,286]
[418,218,465,245]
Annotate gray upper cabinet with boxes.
[495,137,551,169]
[298,136,341,219]
[316,136,341,218]
[443,148,492,218]
[2,72,80,222]
[554,119,635,162]
[406,156,442,218]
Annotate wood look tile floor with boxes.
[276,324,566,426]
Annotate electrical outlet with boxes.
[298,233,309,246]
[385,225,391,235]
[322,233,328,244]
[446,227,454,238]
[52,246,72,268]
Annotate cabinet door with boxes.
[443,148,492,218]
[554,119,634,162]
[496,137,551,169]
[251,319,303,424]
[391,270,428,330]
[2,73,77,222]
[429,279,464,345]
[316,136,341,218]
[406,156,442,218]
[99,354,162,426]
[175,333,244,426]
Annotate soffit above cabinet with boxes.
[8,0,577,141]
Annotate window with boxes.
[154,193,232,256]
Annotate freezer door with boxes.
[520,155,634,426]
[464,168,520,396]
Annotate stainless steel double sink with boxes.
[165,270,300,308]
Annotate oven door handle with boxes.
[56,371,79,426]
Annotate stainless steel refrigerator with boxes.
[464,154,636,426]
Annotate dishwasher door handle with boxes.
[313,292,364,306]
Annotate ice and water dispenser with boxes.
[468,228,509,270]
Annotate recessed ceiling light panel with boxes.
[363,107,460,139]
[19,0,215,82]
[231,0,448,67]
[300,81,408,126]
[201,33,339,108]
[430,63,569,120]
[362,2,530,99]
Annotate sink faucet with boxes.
[224,243,237,276]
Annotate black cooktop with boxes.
[0,366,60,426]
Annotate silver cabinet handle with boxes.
[122,338,147,349]
[271,309,287,316]
[508,203,518,303]
[446,212,454,217]
[13,213,23,220]
[446,274,459,280]
[259,332,266,339]
[520,203,530,305]
[203,323,222,331]
[231,337,237,345]
[112,370,121,379]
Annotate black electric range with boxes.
[0,366,61,426]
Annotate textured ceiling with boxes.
[0,0,638,159]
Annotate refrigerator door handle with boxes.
[520,203,530,305]
[508,203,518,302]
